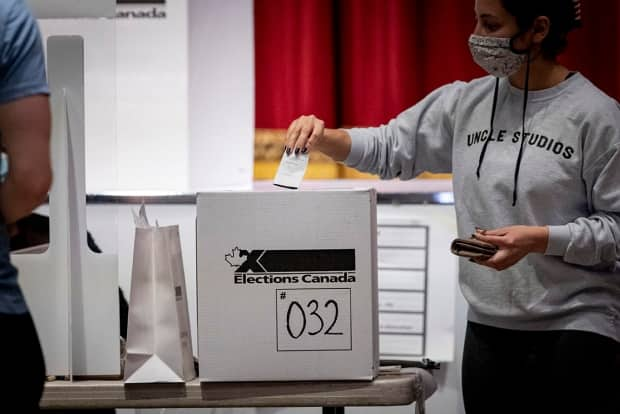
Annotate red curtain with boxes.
[254,0,337,127]
[559,1,620,99]
[255,0,620,129]
[337,0,422,126]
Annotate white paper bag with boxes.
[124,206,196,383]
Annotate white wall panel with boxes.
[188,0,254,191]
[115,0,189,191]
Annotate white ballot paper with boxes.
[273,151,309,189]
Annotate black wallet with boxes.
[450,237,498,259]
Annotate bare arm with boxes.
[285,115,352,162]
[314,128,351,162]
[0,94,52,224]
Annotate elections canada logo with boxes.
[224,247,356,285]
[116,0,166,19]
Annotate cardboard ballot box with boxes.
[196,189,379,382]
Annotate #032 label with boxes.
[276,288,352,352]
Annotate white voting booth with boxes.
[13,1,120,378]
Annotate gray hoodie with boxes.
[345,73,620,342]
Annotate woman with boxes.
[285,0,619,412]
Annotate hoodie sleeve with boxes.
[545,104,620,269]
[344,81,465,179]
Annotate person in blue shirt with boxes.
[0,0,52,410]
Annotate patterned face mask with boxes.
[468,34,527,78]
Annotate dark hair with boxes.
[501,0,581,59]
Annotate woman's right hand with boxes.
[284,114,325,155]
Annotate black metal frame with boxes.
[323,408,345,414]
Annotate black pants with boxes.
[462,321,620,414]
[0,312,46,411]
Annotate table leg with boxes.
[322,408,345,414]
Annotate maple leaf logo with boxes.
[225,247,246,267]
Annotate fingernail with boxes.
[301,147,308,154]
[295,148,300,155]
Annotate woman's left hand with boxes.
[472,226,549,271]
